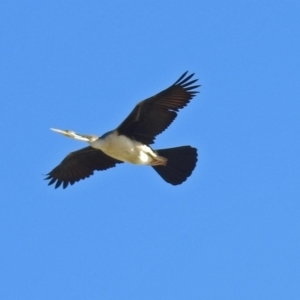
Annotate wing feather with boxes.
[45,146,122,188]
[117,71,199,144]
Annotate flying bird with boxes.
[46,71,200,188]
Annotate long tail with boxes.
[152,146,197,185]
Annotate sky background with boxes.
[1,1,300,299]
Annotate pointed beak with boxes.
[50,128,90,142]
[50,128,74,137]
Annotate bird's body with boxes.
[46,72,200,188]
[91,130,164,165]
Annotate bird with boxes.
[46,71,200,189]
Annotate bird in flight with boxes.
[46,71,200,188]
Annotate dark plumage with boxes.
[117,72,199,144]
[153,146,198,185]
[46,147,122,189]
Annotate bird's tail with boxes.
[152,146,197,185]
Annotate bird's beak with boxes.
[50,128,74,138]
[50,128,90,142]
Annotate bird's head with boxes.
[50,128,98,143]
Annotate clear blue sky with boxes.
[1,1,299,299]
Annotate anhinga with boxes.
[46,71,200,188]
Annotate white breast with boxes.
[90,131,157,165]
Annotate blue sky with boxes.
[1,1,299,299]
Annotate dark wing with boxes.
[45,146,123,189]
[117,71,199,144]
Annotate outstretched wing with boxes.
[45,146,123,189]
[117,72,199,144]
